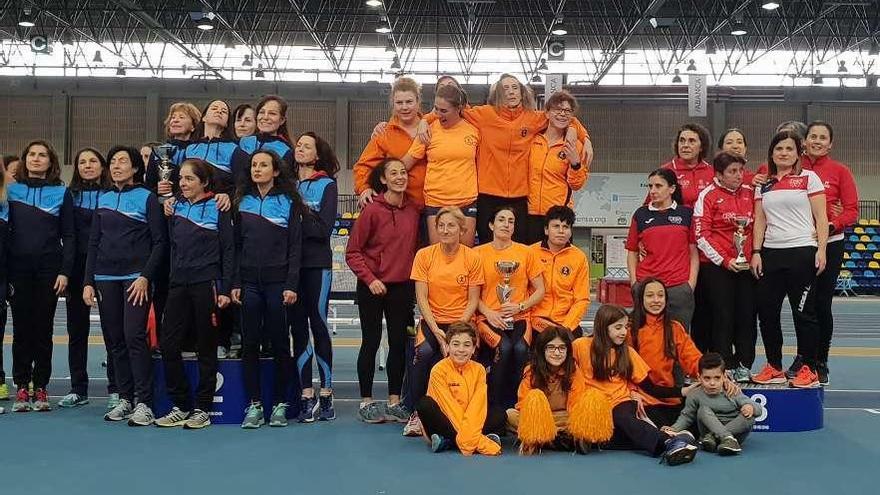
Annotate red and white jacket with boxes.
[801,155,859,242]
[693,179,755,267]
[661,158,715,208]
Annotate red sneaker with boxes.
[790,365,819,389]
[33,388,52,411]
[12,388,32,412]
[751,364,787,384]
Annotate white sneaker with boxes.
[128,402,155,426]
[184,409,211,429]
[402,412,423,437]
[104,398,133,421]
[155,407,190,427]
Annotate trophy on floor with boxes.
[152,143,177,198]
[732,216,751,271]
[495,260,521,330]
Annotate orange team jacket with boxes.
[474,241,543,348]
[407,119,480,208]
[427,357,502,456]
[427,105,590,199]
[515,364,587,412]
[527,134,587,215]
[529,242,590,332]
[411,243,484,325]
[571,337,650,408]
[630,314,702,406]
[352,115,427,206]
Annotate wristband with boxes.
[752,249,761,254]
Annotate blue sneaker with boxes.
[296,396,318,423]
[661,432,698,466]
[241,402,264,429]
[318,394,335,421]
[430,433,454,453]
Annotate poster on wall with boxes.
[572,173,647,227]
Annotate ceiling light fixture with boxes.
[536,58,548,72]
[242,54,252,67]
[366,0,383,7]
[116,62,126,77]
[531,74,542,83]
[18,8,36,27]
[375,20,392,34]
[686,59,697,71]
[672,68,682,83]
[730,21,747,36]
[93,50,103,63]
[838,60,848,73]
[761,2,780,10]
[195,13,215,31]
[390,55,401,69]
[551,18,567,36]
[255,63,265,78]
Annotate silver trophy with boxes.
[494,261,521,330]
[732,216,750,270]
[152,143,177,198]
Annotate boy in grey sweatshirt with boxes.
[662,353,763,455]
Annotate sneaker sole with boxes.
[717,446,742,456]
[241,421,265,429]
[359,415,386,424]
[128,420,154,427]
[104,414,131,421]
[183,421,211,430]
[269,419,289,427]
[33,405,52,412]
[751,377,787,385]
[665,445,698,466]
[790,381,820,389]
[58,400,89,408]
[319,414,336,421]
[155,420,188,427]
[13,406,31,413]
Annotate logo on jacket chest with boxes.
[464,135,478,147]
[557,150,567,160]
[668,215,683,224]
[520,127,529,138]
[456,274,467,286]
[560,266,571,276]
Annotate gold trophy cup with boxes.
[495,261,521,330]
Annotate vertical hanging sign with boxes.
[688,74,707,117]
[546,73,564,96]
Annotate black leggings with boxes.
[67,255,116,396]
[816,239,845,363]
[483,320,529,409]
[757,246,820,370]
[161,281,219,412]
[700,262,757,369]
[0,280,7,382]
[291,268,333,392]
[608,401,668,456]
[356,280,414,398]
[96,279,152,405]
[417,396,506,440]
[241,282,292,403]
[404,321,450,412]
[11,274,59,390]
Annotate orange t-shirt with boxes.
[352,115,426,206]
[630,314,702,406]
[410,243,484,324]
[407,119,479,208]
[527,133,588,215]
[572,337,650,408]
[530,242,590,331]
[473,241,543,317]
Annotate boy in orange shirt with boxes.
[417,322,504,456]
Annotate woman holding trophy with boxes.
[692,151,757,383]
[474,206,545,409]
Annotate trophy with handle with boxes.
[152,143,177,198]
[732,215,751,271]
[495,261,521,330]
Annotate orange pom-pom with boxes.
[517,389,557,448]
[568,388,614,443]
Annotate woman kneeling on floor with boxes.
[416,322,504,456]
[507,324,611,455]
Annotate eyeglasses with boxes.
[544,345,568,354]
[550,107,574,115]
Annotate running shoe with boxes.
[241,402,264,429]
[751,364,787,385]
[785,355,804,379]
[430,434,454,453]
[57,393,89,408]
[357,401,386,423]
[486,433,502,447]
[128,403,155,426]
[699,433,718,453]
[217,347,228,359]
[717,436,742,456]
[817,362,830,386]
[155,407,190,427]
[269,402,289,427]
[12,388,31,412]
[318,394,336,421]
[384,402,410,423]
[296,396,319,423]
[184,409,211,429]
[661,432,698,466]
[32,389,51,412]
[790,365,819,389]
[0,383,9,400]
[402,412,423,437]
[104,398,133,421]
[731,365,751,384]
[106,393,121,411]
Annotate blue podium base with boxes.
[152,358,300,425]
[743,385,824,432]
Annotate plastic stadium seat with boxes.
[844,252,851,260]
[342,212,353,219]
[874,253,880,260]
[849,234,861,242]
[844,261,856,268]
[856,243,866,251]
[867,228,877,235]
[870,244,878,251]
[871,219,880,226]
[850,252,859,259]
[845,243,855,250]
[870,261,880,269]
[865,270,876,278]
[873,235,880,243]
[858,218,869,225]
[854,227,865,234]
[861,235,871,242]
